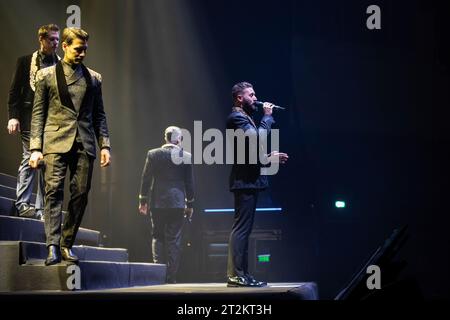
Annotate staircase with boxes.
[0,172,166,291]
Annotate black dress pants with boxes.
[43,141,94,248]
[227,189,259,278]
[150,208,185,283]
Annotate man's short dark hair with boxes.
[62,27,89,45]
[232,82,253,102]
[38,24,60,39]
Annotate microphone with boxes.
[254,101,285,110]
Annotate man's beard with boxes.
[242,100,256,115]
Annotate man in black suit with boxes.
[29,27,111,266]
[226,82,288,287]
[139,126,195,283]
[7,24,60,219]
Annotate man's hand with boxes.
[7,119,20,135]
[263,102,274,116]
[100,148,111,167]
[268,151,289,164]
[184,207,194,221]
[29,151,43,169]
[139,203,148,216]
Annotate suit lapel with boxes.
[29,51,39,92]
[65,68,82,86]
[56,61,76,112]
[56,62,93,113]
[232,107,257,129]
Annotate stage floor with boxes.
[1,282,318,300]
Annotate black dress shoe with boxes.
[61,247,79,263]
[227,276,251,287]
[18,205,36,218]
[45,245,61,266]
[245,275,267,287]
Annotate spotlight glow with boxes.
[335,201,346,208]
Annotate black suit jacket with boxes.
[30,62,110,157]
[139,144,194,209]
[226,108,274,191]
[8,54,35,131]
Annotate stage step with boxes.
[18,241,128,263]
[0,215,100,246]
[0,196,15,216]
[78,260,167,289]
[0,242,166,291]
[0,186,37,208]
[0,172,167,292]
[0,185,16,200]
[0,187,38,216]
[0,173,16,189]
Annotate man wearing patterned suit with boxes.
[6,24,60,219]
[29,28,111,266]
[138,126,195,283]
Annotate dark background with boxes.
[0,0,448,299]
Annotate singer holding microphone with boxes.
[226,82,288,287]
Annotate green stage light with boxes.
[258,254,271,263]
[335,201,346,208]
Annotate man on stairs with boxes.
[6,24,60,220]
[29,27,111,266]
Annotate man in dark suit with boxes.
[226,82,288,287]
[29,27,111,266]
[7,24,60,219]
[138,126,195,283]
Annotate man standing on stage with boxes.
[29,27,111,266]
[7,24,60,219]
[226,82,288,287]
[138,126,195,283]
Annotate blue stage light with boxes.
[204,208,282,213]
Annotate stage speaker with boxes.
[200,229,282,282]
[334,225,421,300]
